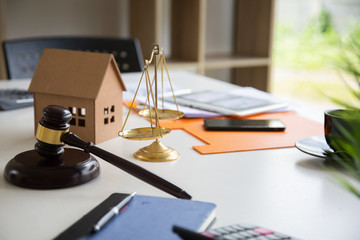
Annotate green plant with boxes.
[327,30,360,198]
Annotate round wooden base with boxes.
[4,148,100,189]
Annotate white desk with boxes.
[0,71,359,240]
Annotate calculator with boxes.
[0,89,33,110]
[173,223,300,240]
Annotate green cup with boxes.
[324,109,360,151]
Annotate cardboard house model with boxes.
[28,48,127,144]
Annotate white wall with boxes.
[3,0,129,39]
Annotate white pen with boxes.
[92,192,136,232]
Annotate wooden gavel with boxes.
[4,105,191,199]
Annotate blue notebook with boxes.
[54,193,216,240]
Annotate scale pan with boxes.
[119,127,171,140]
[139,109,184,120]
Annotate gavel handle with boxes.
[61,132,191,200]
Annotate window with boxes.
[78,108,86,117]
[104,105,115,125]
[69,107,76,115]
[68,106,86,127]
[69,118,76,126]
[78,119,85,127]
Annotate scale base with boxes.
[4,148,100,189]
[134,140,179,162]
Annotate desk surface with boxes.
[1,71,359,240]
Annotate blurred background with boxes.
[1,0,359,113]
[272,0,360,112]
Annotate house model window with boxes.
[78,119,86,127]
[69,106,86,127]
[79,107,86,117]
[69,107,76,115]
[104,105,115,125]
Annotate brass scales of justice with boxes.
[119,44,184,162]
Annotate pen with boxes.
[92,192,136,232]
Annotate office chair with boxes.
[2,37,144,79]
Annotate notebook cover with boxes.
[55,193,216,240]
[160,111,323,154]
[86,194,216,240]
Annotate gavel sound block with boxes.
[4,105,191,199]
[4,105,100,188]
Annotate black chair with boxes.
[2,37,144,79]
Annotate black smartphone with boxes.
[203,118,286,131]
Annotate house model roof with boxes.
[29,48,126,99]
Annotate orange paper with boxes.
[160,112,323,154]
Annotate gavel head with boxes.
[35,105,72,159]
